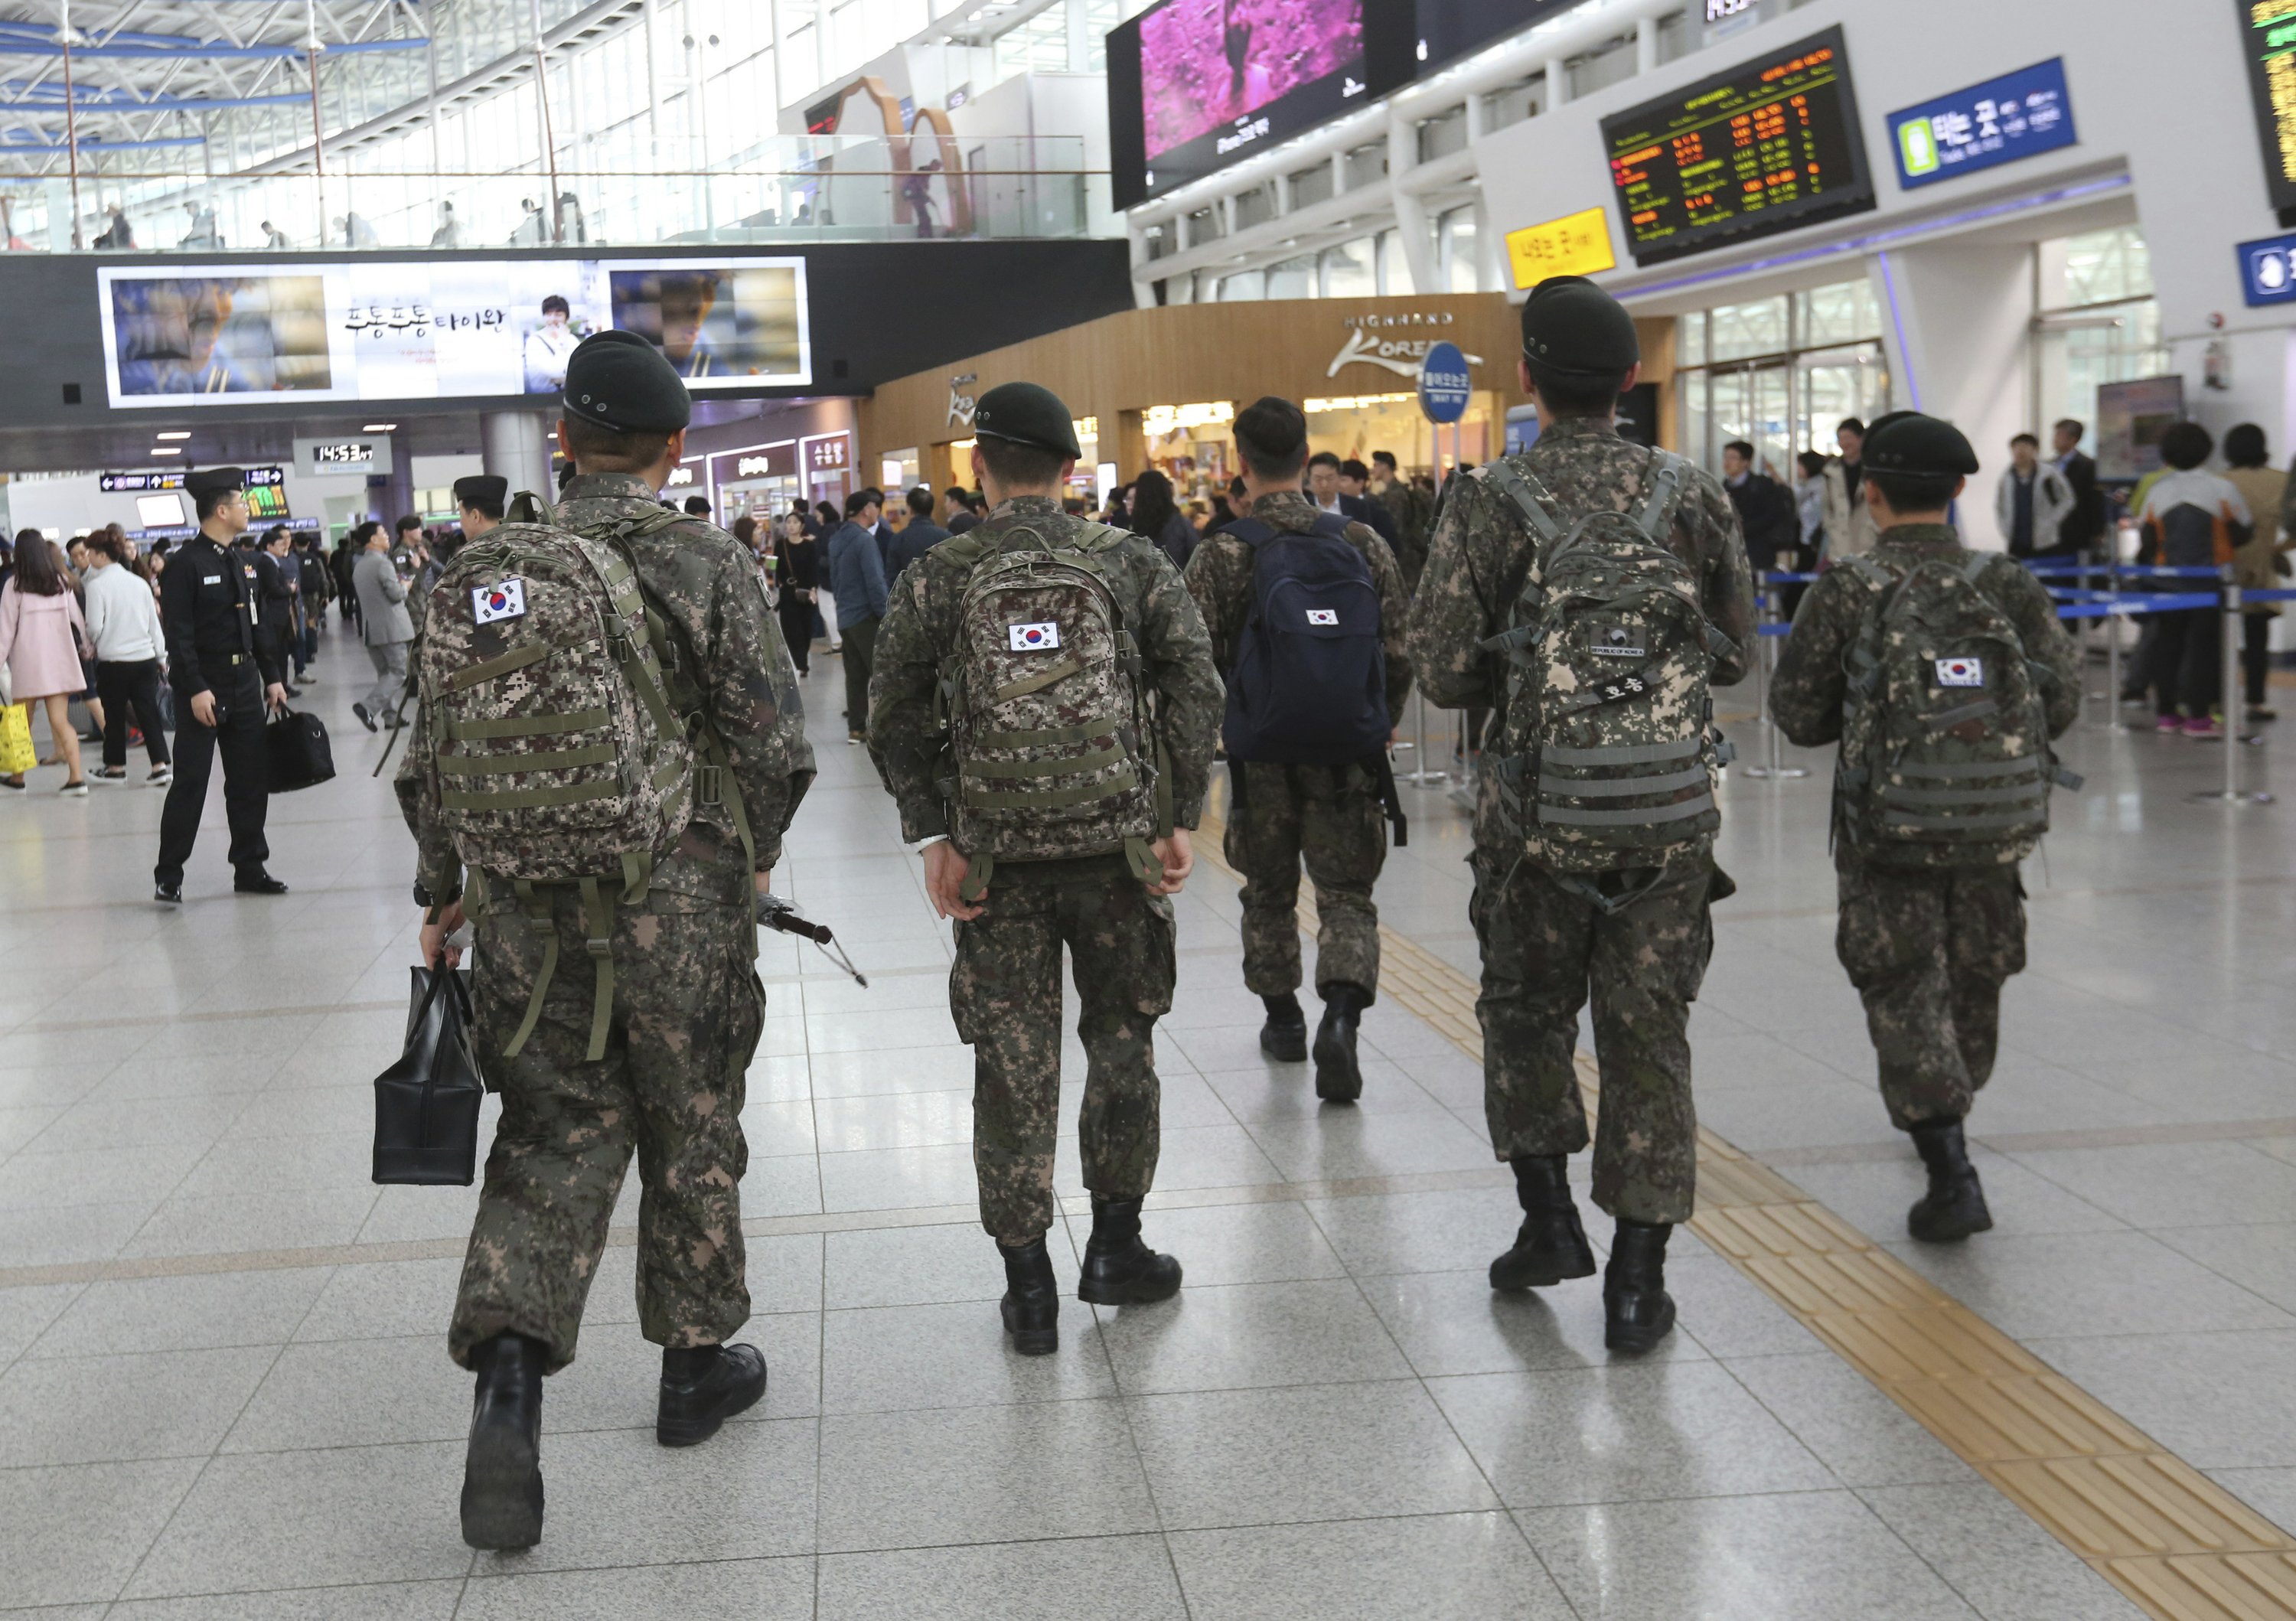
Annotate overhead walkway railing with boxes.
[0,135,1096,252]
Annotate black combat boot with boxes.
[1312,983,1369,1102]
[1907,1118,1993,1243]
[1489,1154,1596,1292]
[656,1342,768,1447]
[460,1331,546,1551]
[1259,993,1307,1062]
[999,1235,1061,1355]
[1603,1220,1677,1353]
[1077,1196,1182,1306]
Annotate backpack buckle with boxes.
[696,762,724,806]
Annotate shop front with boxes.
[669,400,859,526]
[858,293,1674,513]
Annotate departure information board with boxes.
[2241,0,2296,217]
[1600,26,1875,267]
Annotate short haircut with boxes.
[1867,469,1959,513]
[683,495,712,516]
[193,484,238,522]
[907,486,934,517]
[1339,457,1370,481]
[396,514,422,533]
[1723,440,1755,461]
[1306,450,1342,472]
[977,439,1066,488]
[2224,422,2269,469]
[264,525,291,546]
[1371,449,1397,470]
[460,489,505,520]
[2159,422,2212,471]
[563,415,673,470]
[844,486,884,519]
[2054,418,2085,440]
[541,295,569,315]
[1797,450,1829,479]
[1838,418,1866,437]
[1525,362,1625,417]
[1234,396,1309,482]
[2010,432,2040,449]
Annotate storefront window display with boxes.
[1302,390,1490,475]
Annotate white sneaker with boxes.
[147,765,173,785]
[58,780,89,797]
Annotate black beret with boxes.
[563,329,691,435]
[452,475,508,507]
[1863,411,1979,477]
[973,381,1081,460]
[182,465,245,497]
[1520,275,1640,379]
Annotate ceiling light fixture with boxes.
[154,430,189,441]
[150,447,181,456]
[362,422,397,432]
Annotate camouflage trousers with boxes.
[450,869,765,1373]
[1836,861,2025,1130]
[1224,761,1386,1001]
[1469,850,1724,1225]
[951,856,1176,1244]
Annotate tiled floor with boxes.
[1,618,2290,1618]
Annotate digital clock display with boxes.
[1600,25,1876,267]
[313,442,372,465]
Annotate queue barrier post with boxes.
[2085,555,2128,732]
[1742,573,1808,781]
[2191,569,2273,807]
[1397,688,1449,788]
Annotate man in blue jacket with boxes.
[885,486,951,582]
[827,486,889,743]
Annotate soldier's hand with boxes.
[1146,829,1192,896]
[421,901,467,969]
[923,840,983,921]
[266,682,288,713]
[189,690,217,727]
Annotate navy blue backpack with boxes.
[1220,512,1391,765]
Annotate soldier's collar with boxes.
[1879,521,1961,548]
[1252,491,1313,514]
[561,472,659,503]
[996,494,1062,516]
[1538,415,1621,443]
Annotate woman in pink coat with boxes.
[0,530,89,794]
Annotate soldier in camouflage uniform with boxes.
[869,382,1221,1357]
[1185,397,1412,1100]
[1772,412,2079,1244]
[1408,277,1753,1352]
[1371,450,1434,591]
[400,331,815,1549]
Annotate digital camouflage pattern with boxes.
[398,470,814,1371]
[1470,850,1720,1225]
[1471,451,1727,874]
[1772,523,2081,870]
[1772,522,2076,1131]
[942,520,1159,863]
[951,856,1176,1241]
[1409,417,1750,1215]
[1375,478,1435,592]
[1836,862,2024,1130]
[869,494,1221,1243]
[416,507,696,882]
[869,494,1223,845]
[1189,492,1411,1000]
[1407,416,1755,853]
[448,863,764,1371]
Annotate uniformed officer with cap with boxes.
[453,474,508,541]
[867,380,1223,1358]
[1771,410,2080,1244]
[1407,275,1753,1352]
[155,465,290,903]
[398,326,816,1552]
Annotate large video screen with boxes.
[1600,26,1875,268]
[1413,0,1588,79]
[1108,0,1376,210]
[96,256,810,409]
[2239,0,2296,217]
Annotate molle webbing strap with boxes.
[1543,738,1701,768]
[1923,700,1999,732]
[964,768,1140,809]
[446,707,609,740]
[1891,758,2043,780]
[435,742,616,776]
[961,743,1128,779]
[1538,794,1716,827]
[503,878,557,1059]
[993,656,1082,704]
[1124,834,1163,886]
[1538,765,1711,799]
[441,779,620,812]
[1879,807,2049,833]
[977,720,1115,749]
[1880,782,2048,808]
[445,641,553,692]
[579,875,614,1063]
[1482,459,1568,546]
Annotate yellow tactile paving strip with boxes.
[1193,802,2296,1620]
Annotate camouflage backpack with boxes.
[934,519,1164,896]
[1834,552,2079,864]
[1477,452,1735,905]
[419,494,753,1058]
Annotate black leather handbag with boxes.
[373,964,486,1186]
[266,705,335,792]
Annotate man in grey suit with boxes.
[351,521,416,731]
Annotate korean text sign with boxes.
[1888,59,2076,191]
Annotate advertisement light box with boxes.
[97,256,810,409]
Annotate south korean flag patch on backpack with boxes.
[1009,621,1061,652]
[1936,657,1985,687]
[472,578,527,625]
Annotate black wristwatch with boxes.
[412,880,461,909]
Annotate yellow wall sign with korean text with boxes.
[1505,208,1617,289]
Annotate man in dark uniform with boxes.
[1184,397,1412,1100]
[1408,277,1753,1352]
[155,467,289,904]
[1770,413,2080,1243]
[247,524,300,697]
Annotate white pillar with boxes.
[482,410,556,501]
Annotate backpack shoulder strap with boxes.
[1219,517,1278,548]
[1959,550,1994,587]
[1480,459,1569,548]
[1634,451,1695,542]
[1306,510,1354,542]
[504,490,555,526]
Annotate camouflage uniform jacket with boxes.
[869,494,1224,843]
[1771,523,2079,869]
[1406,415,1756,852]
[1376,478,1436,590]
[1183,490,1414,722]
[397,471,817,902]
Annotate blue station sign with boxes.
[1418,341,1471,425]
[1888,58,2077,191]
[2239,230,2296,308]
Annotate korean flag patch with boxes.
[1009,621,1061,652]
[473,578,527,625]
[1936,657,1985,687]
[1305,608,1339,625]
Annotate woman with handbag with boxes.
[82,530,172,784]
[0,530,89,793]
[772,507,820,674]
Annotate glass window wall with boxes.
[1670,277,1890,477]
